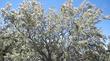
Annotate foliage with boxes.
[0,0,110,61]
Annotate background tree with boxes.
[0,0,110,61]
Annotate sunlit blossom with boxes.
[5,3,12,10]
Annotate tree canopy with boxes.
[0,0,110,61]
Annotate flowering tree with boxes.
[0,0,110,61]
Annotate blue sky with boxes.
[0,0,110,37]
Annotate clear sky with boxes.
[0,0,110,37]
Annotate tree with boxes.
[0,0,110,61]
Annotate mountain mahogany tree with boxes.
[0,0,110,61]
